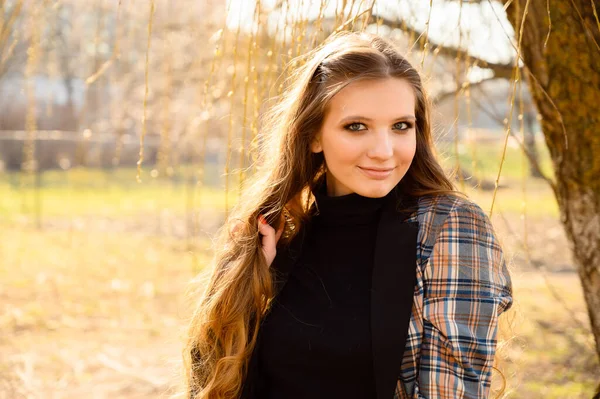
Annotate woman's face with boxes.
[311,77,417,197]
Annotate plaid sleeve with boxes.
[416,201,513,399]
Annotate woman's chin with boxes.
[353,181,397,198]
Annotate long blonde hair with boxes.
[183,31,456,399]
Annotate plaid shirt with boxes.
[395,194,513,398]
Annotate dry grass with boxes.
[497,272,598,398]
[0,227,209,398]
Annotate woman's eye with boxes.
[393,122,411,130]
[345,122,366,131]
[344,121,413,132]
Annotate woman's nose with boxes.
[367,130,394,160]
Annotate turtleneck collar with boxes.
[311,176,387,227]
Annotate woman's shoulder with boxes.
[410,193,500,266]
[411,193,493,236]
[413,192,481,216]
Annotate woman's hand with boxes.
[258,214,284,267]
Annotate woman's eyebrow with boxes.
[339,115,417,123]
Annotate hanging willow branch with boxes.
[366,13,515,79]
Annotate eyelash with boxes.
[343,121,414,132]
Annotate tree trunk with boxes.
[506,0,600,362]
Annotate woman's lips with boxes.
[358,166,395,180]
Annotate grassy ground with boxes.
[1,143,598,398]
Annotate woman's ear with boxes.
[310,134,323,153]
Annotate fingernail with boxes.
[259,215,267,224]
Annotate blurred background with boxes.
[1,0,599,398]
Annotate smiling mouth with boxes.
[358,166,395,179]
[359,167,395,172]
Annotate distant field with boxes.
[0,138,556,221]
[0,166,238,225]
[437,135,554,180]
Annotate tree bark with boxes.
[506,0,600,363]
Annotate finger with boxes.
[257,215,275,236]
[258,215,276,244]
[258,215,277,257]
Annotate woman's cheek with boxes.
[395,133,417,160]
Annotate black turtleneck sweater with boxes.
[257,182,385,399]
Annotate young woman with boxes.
[183,31,513,399]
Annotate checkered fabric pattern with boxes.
[396,195,513,398]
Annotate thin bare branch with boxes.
[369,13,515,79]
[310,6,516,80]
[488,0,569,151]
[544,0,551,50]
[593,0,600,34]
[432,76,501,104]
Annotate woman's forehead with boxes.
[325,78,416,121]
